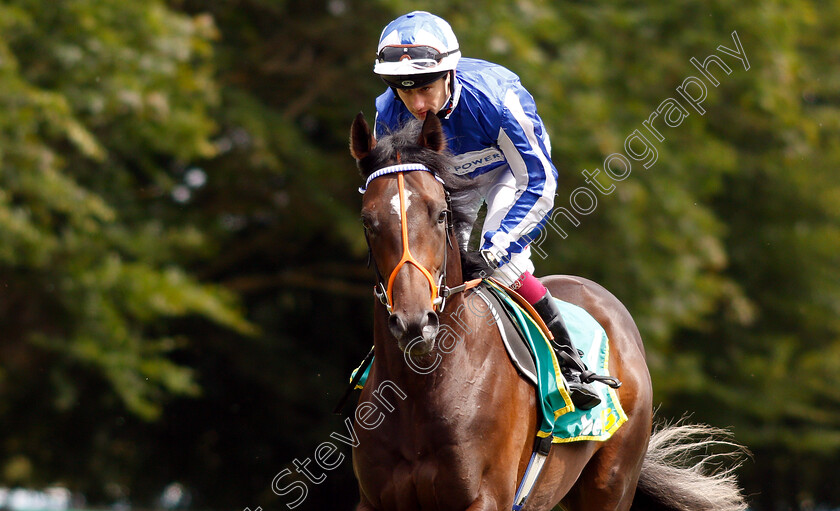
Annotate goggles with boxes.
[377,45,460,69]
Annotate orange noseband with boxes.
[385,172,441,311]
[360,163,473,315]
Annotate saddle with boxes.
[471,283,540,386]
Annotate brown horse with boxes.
[348,112,747,511]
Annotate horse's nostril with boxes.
[390,311,439,344]
[421,311,439,341]
[389,314,407,340]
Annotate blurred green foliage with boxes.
[0,0,838,509]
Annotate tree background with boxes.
[1,0,838,510]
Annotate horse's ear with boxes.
[350,112,376,161]
[418,114,446,153]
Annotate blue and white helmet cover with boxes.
[374,11,460,77]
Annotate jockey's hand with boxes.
[461,250,496,280]
[480,245,508,269]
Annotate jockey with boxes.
[372,11,608,410]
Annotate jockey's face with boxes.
[396,74,450,121]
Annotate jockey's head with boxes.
[374,11,460,120]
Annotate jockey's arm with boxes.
[481,86,558,266]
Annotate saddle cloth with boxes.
[350,280,627,442]
[480,280,627,442]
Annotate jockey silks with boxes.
[373,57,558,264]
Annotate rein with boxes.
[360,163,468,315]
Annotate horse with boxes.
[348,112,747,511]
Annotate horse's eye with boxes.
[361,216,373,231]
[437,210,448,224]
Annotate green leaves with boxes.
[0,0,252,424]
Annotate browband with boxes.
[358,163,445,193]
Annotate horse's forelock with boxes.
[359,119,468,197]
[357,117,475,269]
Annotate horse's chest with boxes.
[356,441,483,510]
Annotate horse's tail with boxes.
[630,422,750,511]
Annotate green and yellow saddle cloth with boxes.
[350,278,627,443]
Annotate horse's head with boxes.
[351,113,457,355]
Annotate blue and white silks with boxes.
[374,58,558,266]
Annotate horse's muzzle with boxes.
[390,310,440,354]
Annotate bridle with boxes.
[359,162,469,315]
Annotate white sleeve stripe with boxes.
[501,89,557,238]
[498,127,529,194]
[503,89,555,188]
